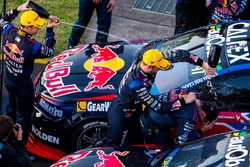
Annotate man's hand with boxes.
[93,0,102,5]
[107,0,116,12]
[13,123,23,141]
[184,92,196,104]
[202,62,216,77]
[47,15,60,28]
[200,120,216,133]
[17,0,31,12]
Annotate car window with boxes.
[194,69,250,112]
[154,35,207,94]
[218,70,250,112]
[162,130,250,167]
[162,135,228,167]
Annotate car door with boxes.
[195,68,250,135]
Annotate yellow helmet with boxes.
[142,49,171,70]
[20,10,48,28]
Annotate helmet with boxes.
[20,10,48,28]
[142,49,171,70]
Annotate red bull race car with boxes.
[27,20,250,160]
[51,130,250,167]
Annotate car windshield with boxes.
[160,131,250,167]
[153,30,208,93]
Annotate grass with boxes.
[4,0,80,55]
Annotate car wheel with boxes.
[70,120,108,151]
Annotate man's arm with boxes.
[167,49,216,76]
[0,1,30,33]
[34,16,59,58]
[0,9,19,33]
[130,81,187,114]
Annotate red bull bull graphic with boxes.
[94,150,129,167]
[84,45,125,91]
[3,43,24,63]
[43,46,87,97]
[51,151,92,167]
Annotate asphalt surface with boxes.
[31,157,55,167]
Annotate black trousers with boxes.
[106,107,143,146]
[4,83,34,145]
[175,0,209,35]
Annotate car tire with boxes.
[70,120,108,151]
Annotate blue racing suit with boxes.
[206,0,248,23]
[107,49,204,146]
[0,8,56,144]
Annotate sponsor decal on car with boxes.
[224,131,249,167]
[94,150,129,167]
[217,112,241,124]
[39,98,63,117]
[162,148,181,167]
[181,75,209,89]
[31,125,60,145]
[83,45,124,91]
[77,101,112,112]
[51,151,92,167]
[43,47,87,97]
[206,22,250,65]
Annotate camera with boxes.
[13,124,19,131]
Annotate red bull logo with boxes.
[84,45,124,91]
[3,43,24,63]
[94,150,129,167]
[43,46,87,97]
[51,151,92,167]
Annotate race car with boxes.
[27,20,250,160]
[51,129,250,167]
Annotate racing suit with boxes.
[175,0,209,34]
[107,50,204,146]
[206,0,248,23]
[0,9,56,144]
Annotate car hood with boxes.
[38,42,147,101]
[51,145,163,167]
